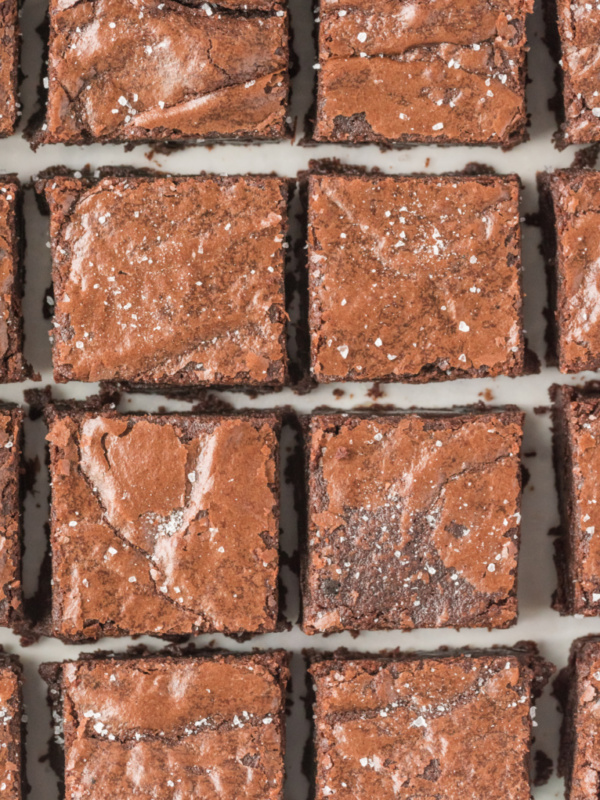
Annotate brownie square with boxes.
[34,0,290,146]
[39,174,288,387]
[557,637,600,800]
[310,646,552,800]
[538,169,600,373]
[0,654,23,800]
[544,0,600,147]
[307,170,525,383]
[41,650,289,800]
[45,405,280,641]
[312,0,533,147]
[0,1,19,138]
[0,407,22,630]
[551,385,600,616]
[0,179,29,383]
[301,409,524,634]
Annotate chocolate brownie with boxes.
[45,404,280,641]
[307,169,526,383]
[33,0,290,146]
[41,650,289,800]
[538,169,600,373]
[556,636,600,800]
[544,0,600,147]
[551,384,600,616]
[310,645,552,800]
[311,0,533,147]
[301,409,524,634]
[0,1,19,137]
[0,179,30,383]
[38,173,288,387]
[0,407,22,630]
[0,654,23,800]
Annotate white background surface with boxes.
[2,0,598,797]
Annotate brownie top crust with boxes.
[0,180,28,383]
[46,409,280,640]
[0,0,18,138]
[39,0,289,145]
[553,0,600,146]
[541,169,600,373]
[314,0,533,146]
[0,408,22,628]
[0,657,21,800]
[308,172,524,383]
[48,651,288,800]
[42,175,288,386]
[303,410,524,633]
[310,649,547,800]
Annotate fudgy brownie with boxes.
[41,650,289,800]
[0,0,19,137]
[556,636,600,800]
[45,404,280,641]
[551,384,600,616]
[310,645,552,800]
[311,0,533,147]
[0,179,30,383]
[543,0,600,147]
[538,169,600,373]
[307,169,525,383]
[301,409,524,634]
[38,173,288,387]
[33,0,290,146]
[0,407,22,630]
[0,653,23,800]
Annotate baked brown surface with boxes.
[544,0,600,147]
[310,646,552,800]
[312,0,533,147]
[0,407,22,631]
[307,170,525,383]
[39,174,288,387]
[0,0,19,138]
[34,0,290,146]
[0,180,29,383]
[301,410,524,634]
[538,169,600,373]
[41,650,289,800]
[46,405,280,642]
[0,654,23,800]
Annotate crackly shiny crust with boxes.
[46,406,280,641]
[551,385,600,616]
[307,171,525,383]
[36,0,290,146]
[41,651,289,800]
[0,655,23,800]
[301,410,524,634]
[310,647,550,800]
[0,181,29,383]
[538,170,600,373]
[545,0,600,147]
[40,174,288,386]
[0,408,22,630]
[0,0,18,138]
[313,0,533,147]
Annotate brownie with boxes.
[311,0,533,147]
[556,637,600,800]
[41,650,289,800]
[0,1,19,137]
[45,404,280,642]
[307,169,525,383]
[0,407,22,630]
[0,179,29,383]
[0,654,23,800]
[38,173,288,387]
[538,169,600,373]
[544,0,600,147]
[309,645,552,800]
[301,409,524,634]
[33,0,290,147]
[550,384,600,616]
